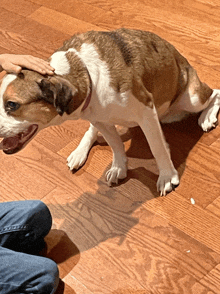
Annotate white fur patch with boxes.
[50,51,71,75]
[67,123,98,170]
[68,44,117,108]
[0,74,30,137]
[0,74,17,102]
[198,89,220,131]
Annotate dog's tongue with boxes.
[0,124,38,154]
[0,136,20,150]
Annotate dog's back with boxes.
[56,28,190,110]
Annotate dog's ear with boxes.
[37,76,79,116]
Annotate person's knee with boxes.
[16,200,52,254]
[43,259,59,294]
[26,200,52,238]
[35,258,59,294]
[0,200,52,251]
[0,248,59,294]
[9,200,52,235]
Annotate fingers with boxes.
[0,54,55,75]
[16,55,55,75]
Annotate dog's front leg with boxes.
[92,122,127,185]
[138,106,179,196]
[67,123,98,170]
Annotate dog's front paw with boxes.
[106,166,127,186]
[157,171,179,196]
[67,149,88,170]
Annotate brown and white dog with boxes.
[0,29,219,195]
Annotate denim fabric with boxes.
[0,200,59,294]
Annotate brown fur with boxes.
[4,71,57,124]
[54,28,209,110]
[2,29,213,124]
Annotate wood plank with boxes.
[46,0,124,31]
[0,0,40,17]
[13,140,87,196]
[172,141,220,207]
[199,125,220,146]
[0,182,26,202]
[174,166,220,208]
[145,192,220,255]
[137,0,220,28]
[27,0,64,6]
[0,46,12,54]
[0,8,69,56]
[186,143,220,183]
[200,264,220,293]
[43,187,220,293]
[63,274,94,294]
[198,0,220,6]
[207,197,220,218]
[0,28,53,58]
[34,125,77,153]
[0,152,56,200]
[28,7,105,35]
[35,120,90,154]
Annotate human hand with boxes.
[0,54,54,75]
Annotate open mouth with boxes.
[0,124,38,154]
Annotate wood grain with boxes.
[0,0,40,17]
[200,264,220,293]
[28,7,104,34]
[1,0,220,293]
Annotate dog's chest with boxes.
[79,87,139,129]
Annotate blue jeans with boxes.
[0,200,59,294]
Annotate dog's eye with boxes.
[5,101,20,112]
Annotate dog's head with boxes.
[0,69,88,154]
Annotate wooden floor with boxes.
[1,0,220,293]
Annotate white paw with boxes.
[198,105,219,132]
[106,166,127,186]
[157,171,179,196]
[67,149,88,170]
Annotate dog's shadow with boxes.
[93,113,204,195]
[46,114,202,267]
[47,114,206,293]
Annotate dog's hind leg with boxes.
[67,123,98,170]
[198,89,220,131]
[170,67,220,131]
[92,122,127,185]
